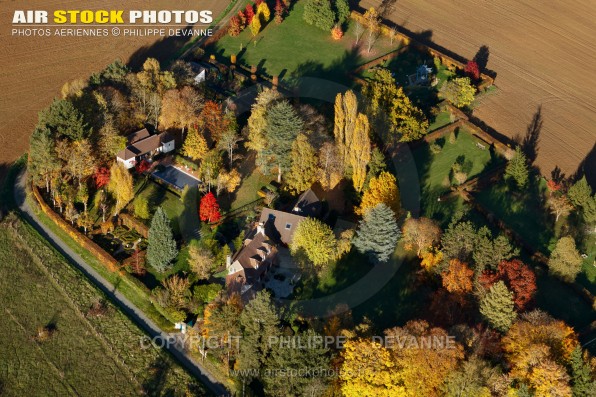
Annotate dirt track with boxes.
[0,0,227,175]
[360,0,596,178]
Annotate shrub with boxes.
[448,130,457,144]
[331,25,344,40]
[430,142,442,154]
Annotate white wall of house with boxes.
[117,157,135,169]
[161,140,175,153]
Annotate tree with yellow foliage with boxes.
[339,339,403,397]
[182,125,208,161]
[503,310,578,393]
[334,91,371,192]
[107,161,133,215]
[385,320,464,397]
[357,171,400,216]
[529,360,572,397]
[420,249,443,272]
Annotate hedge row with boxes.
[32,185,119,272]
[119,213,149,239]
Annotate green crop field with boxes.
[0,214,206,396]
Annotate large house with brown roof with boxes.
[116,128,175,169]
[226,189,322,295]
[226,223,277,295]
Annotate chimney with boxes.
[256,222,265,235]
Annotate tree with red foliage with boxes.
[245,3,255,24]
[237,10,247,28]
[479,259,537,311]
[199,192,222,223]
[546,179,562,194]
[274,0,285,24]
[135,159,151,174]
[464,60,480,80]
[93,167,111,188]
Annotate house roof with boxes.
[291,188,321,217]
[117,132,174,161]
[259,208,306,245]
[127,128,151,144]
[226,227,276,288]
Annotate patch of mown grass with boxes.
[0,214,207,396]
[132,180,185,237]
[209,1,396,82]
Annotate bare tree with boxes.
[353,22,364,46]
[389,26,398,46]
[364,8,381,54]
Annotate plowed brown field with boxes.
[0,0,226,176]
[361,0,596,177]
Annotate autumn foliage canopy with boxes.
[199,192,221,223]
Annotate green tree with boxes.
[193,283,222,306]
[570,346,596,397]
[147,207,178,272]
[353,203,400,263]
[365,147,387,185]
[363,68,429,142]
[38,99,89,141]
[291,218,338,267]
[505,146,529,189]
[263,100,303,181]
[335,0,351,24]
[548,236,582,282]
[264,329,330,396]
[568,176,592,208]
[479,280,516,332]
[440,77,476,108]
[441,221,478,262]
[286,134,319,193]
[473,227,518,271]
[303,0,335,31]
[28,127,60,193]
[247,88,281,156]
[238,291,280,378]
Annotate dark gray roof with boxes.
[259,208,306,245]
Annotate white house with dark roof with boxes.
[116,128,175,169]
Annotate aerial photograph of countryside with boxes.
[0,0,595,396]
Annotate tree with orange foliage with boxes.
[479,259,537,311]
[442,259,474,294]
[199,101,230,143]
[502,310,578,393]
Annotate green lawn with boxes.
[226,167,271,212]
[428,110,453,132]
[132,181,185,237]
[0,214,206,395]
[209,0,397,83]
[412,128,501,221]
[474,179,557,255]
